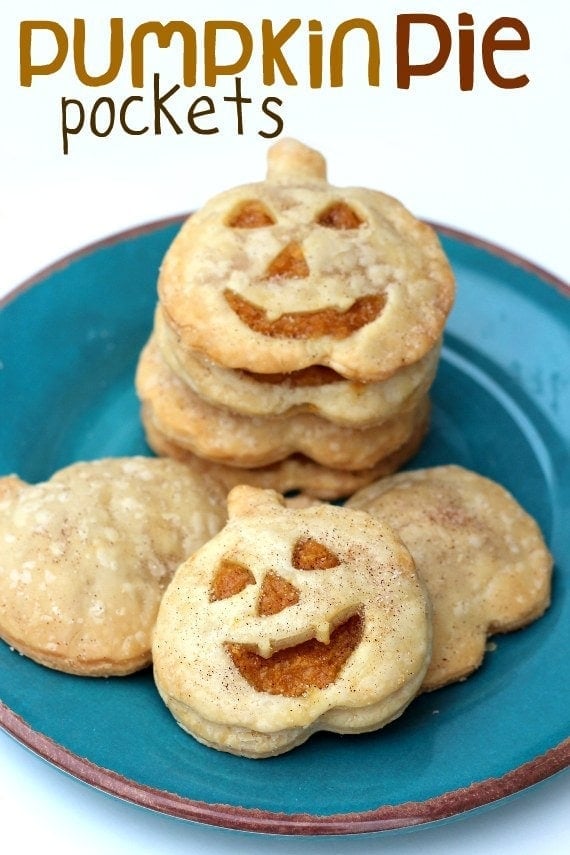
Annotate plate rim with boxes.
[0,218,569,835]
[0,702,569,834]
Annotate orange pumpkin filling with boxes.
[239,364,344,387]
[224,290,386,340]
[226,200,275,228]
[257,571,300,616]
[317,201,363,229]
[264,243,310,280]
[292,538,340,570]
[226,612,363,696]
[210,559,255,601]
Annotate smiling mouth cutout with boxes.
[224,290,387,341]
[225,613,363,697]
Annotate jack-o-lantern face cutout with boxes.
[211,538,364,697]
[158,138,455,381]
[152,486,431,758]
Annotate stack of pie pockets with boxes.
[136,138,455,499]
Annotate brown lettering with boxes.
[204,21,253,86]
[223,76,252,134]
[308,20,323,88]
[458,12,475,91]
[89,97,115,136]
[330,18,380,87]
[153,74,183,134]
[61,97,84,155]
[259,97,284,138]
[482,17,530,88]
[20,20,68,86]
[262,19,300,84]
[397,14,452,88]
[131,21,197,88]
[119,96,149,135]
[187,96,218,134]
[74,18,123,86]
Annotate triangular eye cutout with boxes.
[257,571,300,616]
[292,538,340,570]
[264,242,309,280]
[317,202,363,229]
[226,200,275,228]
[209,559,255,602]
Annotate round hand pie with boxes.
[0,457,227,676]
[158,138,455,381]
[152,486,431,757]
[347,465,552,691]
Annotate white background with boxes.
[0,2,568,853]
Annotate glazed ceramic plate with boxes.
[0,219,568,835]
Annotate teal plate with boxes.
[0,219,569,835]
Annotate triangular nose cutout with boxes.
[257,571,300,616]
[264,242,309,280]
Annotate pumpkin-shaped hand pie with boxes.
[0,458,227,676]
[157,138,455,381]
[347,465,553,691]
[152,486,431,757]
